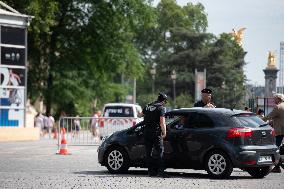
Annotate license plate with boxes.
[258,155,272,163]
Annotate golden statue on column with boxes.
[267,51,277,69]
[231,27,246,46]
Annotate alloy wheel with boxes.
[208,154,227,175]
[108,150,124,170]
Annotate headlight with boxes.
[101,132,114,143]
[101,136,108,143]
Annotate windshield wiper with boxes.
[259,123,269,127]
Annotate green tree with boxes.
[4,0,156,115]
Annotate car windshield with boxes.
[104,106,134,117]
[232,114,267,128]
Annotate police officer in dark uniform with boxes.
[141,93,168,177]
[194,88,216,108]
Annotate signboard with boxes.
[0,25,26,127]
[1,47,25,66]
[1,26,25,45]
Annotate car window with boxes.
[166,115,187,130]
[232,114,266,128]
[198,113,214,128]
[166,115,180,125]
[104,106,134,117]
[187,112,214,128]
[187,112,199,128]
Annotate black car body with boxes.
[98,108,280,178]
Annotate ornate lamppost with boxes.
[171,69,177,108]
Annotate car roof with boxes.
[104,103,141,107]
[167,108,255,117]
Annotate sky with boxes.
[153,0,284,86]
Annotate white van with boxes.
[99,103,143,137]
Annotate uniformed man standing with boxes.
[194,88,216,108]
[141,93,168,177]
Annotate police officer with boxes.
[141,93,168,177]
[194,88,216,108]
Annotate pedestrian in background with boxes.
[47,113,55,138]
[42,114,49,137]
[91,110,101,142]
[257,109,264,118]
[34,113,44,136]
[263,93,284,173]
[73,115,81,138]
[59,111,66,129]
[140,93,168,178]
[244,106,252,112]
[194,88,215,108]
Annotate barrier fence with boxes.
[57,116,140,148]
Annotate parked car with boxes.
[98,108,280,179]
[99,103,143,137]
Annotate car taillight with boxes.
[270,128,275,136]
[227,127,254,138]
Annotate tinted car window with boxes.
[198,113,214,128]
[186,112,214,128]
[187,112,199,128]
[104,106,134,117]
[232,114,266,128]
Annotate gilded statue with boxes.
[267,51,276,69]
[231,27,246,46]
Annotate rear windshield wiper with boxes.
[259,123,269,127]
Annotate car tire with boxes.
[105,146,130,174]
[246,166,272,178]
[205,150,233,179]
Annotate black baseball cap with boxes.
[201,88,212,94]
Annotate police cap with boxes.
[157,92,168,102]
[201,88,212,94]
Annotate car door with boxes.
[125,123,146,166]
[163,113,190,168]
[177,112,216,168]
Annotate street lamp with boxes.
[171,69,177,108]
[221,81,226,107]
[150,64,156,95]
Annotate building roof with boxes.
[0,8,30,18]
[0,1,33,26]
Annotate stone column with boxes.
[263,69,279,97]
[263,51,279,97]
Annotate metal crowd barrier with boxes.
[57,116,140,148]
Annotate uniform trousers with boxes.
[143,128,164,174]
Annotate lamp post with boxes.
[171,69,177,108]
[221,81,226,107]
[150,64,156,95]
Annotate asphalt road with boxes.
[0,139,283,189]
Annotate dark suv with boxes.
[98,108,280,179]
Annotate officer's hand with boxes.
[204,103,215,108]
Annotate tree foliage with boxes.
[3,0,247,115]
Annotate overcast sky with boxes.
[153,0,284,86]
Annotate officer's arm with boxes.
[160,116,166,138]
[138,112,144,118]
